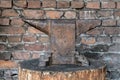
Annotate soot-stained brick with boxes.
[90,44,109,52]
[7,44,24,51]
[0,52,12,60]
[76,44,109,53]
[102,53,120,79]
[84,52,102,60]
[76,44,91,53]
[0,70,4,77]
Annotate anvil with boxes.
[22,19,89,66]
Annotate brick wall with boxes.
[0,0,120,80]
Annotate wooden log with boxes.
[19,59,106,80]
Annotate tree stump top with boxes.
[20,59,105,72]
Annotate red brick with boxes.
[0,60,18,68]
[25,44,44,51]
[86,2,100,9]
[39,37,49,43]
[27,0,41,8]
[114,11,120,19]
[114,11,120,16]
[86,27,103,35]
[2,9,18,17]
[57,1,69,8]
[117,2,120,9]
[8,36,21,43]
[79,11,97,19]
[0,44,6,51]
[0,27,25,34]
[31,52,41,59]
[0,18,9,25]
[102,2,116,9]
[42,0,56,8]
[71,1,84,8]
[23,35,36,42]
[81,37,96,45]
[13,0,27,8]
[76,20,101,35]
[10,18,24,26]
[0,0,12,8]
[23,10,44,19]
[104,27,120,35]
[102,20,116,26]
[64,11,76,19]
[46,11,63,19]
[12,52,30,60]
[98,10,113,19]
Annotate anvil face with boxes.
[50,20,75,64]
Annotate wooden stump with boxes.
[19,59,106,80]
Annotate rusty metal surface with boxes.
[50,20,75,64]
[23,19,50,35]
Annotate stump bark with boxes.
[19,59,106,80]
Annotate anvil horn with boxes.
[23,19,50,35]
[13,7,50,35]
